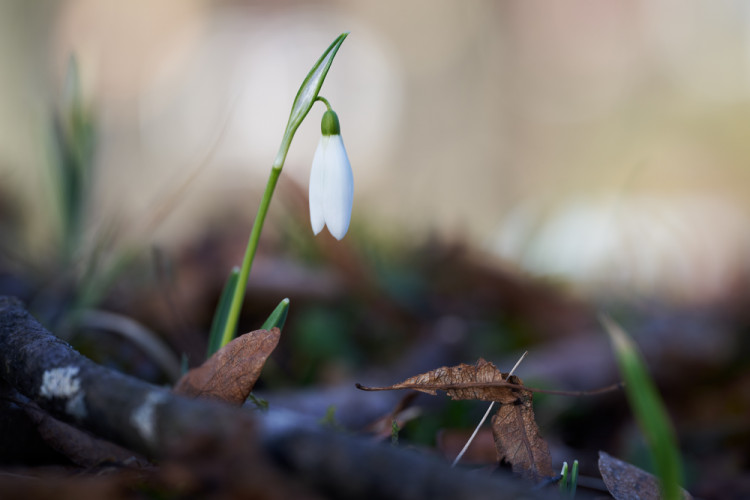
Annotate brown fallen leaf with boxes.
[358,359,517,403]
[173,328,280,405]
[598,451,693,500]
[357,358,555,482]
[492,387,552,483]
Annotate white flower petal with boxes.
[309,136,327,235]
[322,135,353,240]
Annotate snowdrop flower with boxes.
[309,109,353,240]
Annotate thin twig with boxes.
[356,380,622,397]
[452,400,495,467]
[507,351,528,379]
[451,351,528,467]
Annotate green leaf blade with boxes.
[207,266,240,358]
[601,314,684,500]
[261,297,290,331]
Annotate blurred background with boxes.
[4,0,750,301]
[1,1,750,497]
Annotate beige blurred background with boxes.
[3,0,750,302]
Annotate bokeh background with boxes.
[4,1,750,302]
[2,2,750,497]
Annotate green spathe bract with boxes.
[274,32,349,168]
[601,314,684,500]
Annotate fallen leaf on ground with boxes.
[598,451,693,500]
[492,387,552,482]
[357,358,517,402]
[173,328,280,405]
[357,358,555,482]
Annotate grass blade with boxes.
[601,314,684,500]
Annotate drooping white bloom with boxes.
[309,110,353,240]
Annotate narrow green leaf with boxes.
[261,297,290,331]
[319,405,338,427]
[52,54,97,261]
[207,266,240,358]
[601,314,684,500]
[247,392,269,411]
[559,462,569,494]
[569,460,579,498]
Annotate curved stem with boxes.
[315,95,332,111]
[221,94,314,345]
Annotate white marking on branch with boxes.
[39,366,87,419]
[131,390,168,445]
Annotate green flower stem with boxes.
[221,163,282,343]
[315,96,333,112]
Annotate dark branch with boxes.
[0,296,556,499]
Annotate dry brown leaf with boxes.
[356,358,555,482]
[173,327,280,405]
[492,388,553,483]
[598,451,693,500]
[361,358,517,403]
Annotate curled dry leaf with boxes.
[491,387,552,483]
[598,451,693,500]
[379,358,518,403]
[173,328,280,406]
[357,358,555,482]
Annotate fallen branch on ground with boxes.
[0,296,556,499]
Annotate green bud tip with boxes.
[321,110,341,136]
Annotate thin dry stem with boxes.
[451,351,528,468]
